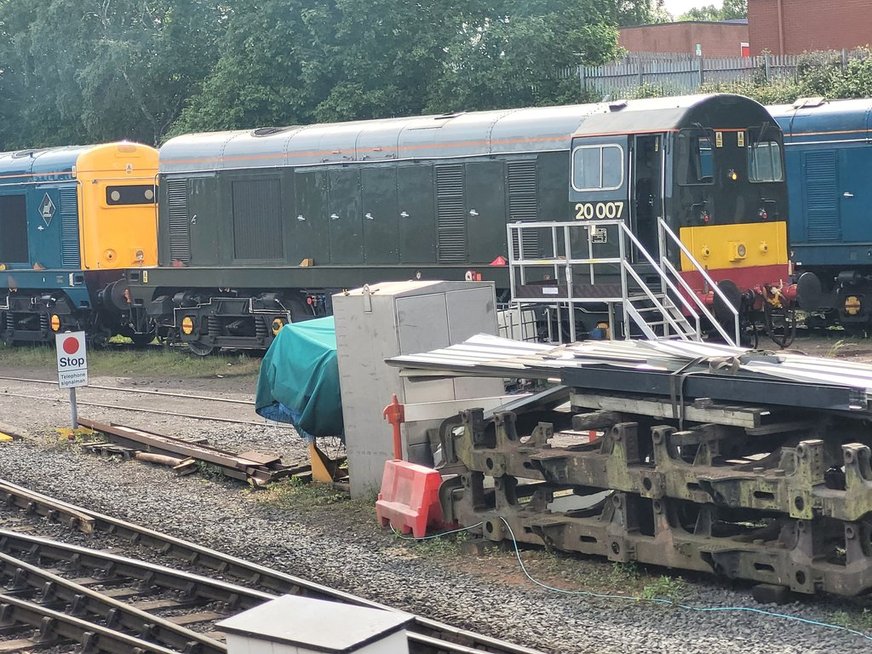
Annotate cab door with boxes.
[568,135,629,264]
[630,134,664,262]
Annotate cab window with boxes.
[106,185,156,206]
[571,144,623,191]
[677,129,715,185]
[748,132,784,182]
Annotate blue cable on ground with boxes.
[390,517,872,643]
[497,517,872,644]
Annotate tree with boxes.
[0,0,224,148]
[615,0,669,26]
[176,0,623,133]
[679,0,746,22]
[424,0,619,112]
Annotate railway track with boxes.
[0,478,543,654]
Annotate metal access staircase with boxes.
[506,218,740,345]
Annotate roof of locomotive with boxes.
[159,94,766,174]
[159,104,605,173]
[0,145,91,180]
[0,142,157,180]
[767,98,872,138]
[571,94,773,136]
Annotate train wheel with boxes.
[130,332,156,348]
[764,303,797,349]
[187,340,214,357]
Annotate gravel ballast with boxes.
[1,369,871,654]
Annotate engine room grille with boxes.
[804,150,840,242]
[436,165,466,263]
[232,178,283,260]
[507,160,539,258]
[166,178,191,264]
[59,187,80,268]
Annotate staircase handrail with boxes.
[657,218,740,345]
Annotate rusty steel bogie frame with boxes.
[441,402,872,596]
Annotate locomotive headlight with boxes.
[181,316,195,335]
[728,169,738,181]
[737,244,747,257]
[844,296,862,316]
[50,314,61,332]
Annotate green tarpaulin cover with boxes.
[254,316,343,440]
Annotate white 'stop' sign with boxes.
[56,331,88,389]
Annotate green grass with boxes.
[253,477,351,510]
[829,608,872,632]
[640,575,687,604]
[0,343,261,378]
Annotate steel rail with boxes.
[0,479,544,654]
[0,592,179,654]
[0,543,227,654]
[0,374,254,405]
[0,391,269,426]
[0,481,95,534]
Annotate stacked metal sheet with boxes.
[386,334,872,414]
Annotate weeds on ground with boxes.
[399,528,470,556]
[609,561,641,588]
[196,461,226,481]
[54,427,100,444]
[254,476,350,510]
[639,575,687,604]
[830,608,872,632]
[827,339,847,358]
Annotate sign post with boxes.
[55,331,88,429]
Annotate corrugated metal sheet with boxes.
[387,334,872,402]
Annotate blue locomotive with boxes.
[0,143,158,344]
[768,98,872,328]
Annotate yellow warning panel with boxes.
[679,221,788,272]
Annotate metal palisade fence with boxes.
[566,52,807,98]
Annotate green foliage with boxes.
[402,528,470,556]
[257,477,350,510]
[829,608,872,631]
[0,0,224,146]
[196,461,226,481]
[640,575,686,603]
[679,0,746,21]
[609,561,640,586]
[426,1,618,113]
[615,1,669,26]
[0,0,624,146]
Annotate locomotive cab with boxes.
[567,95,793,343]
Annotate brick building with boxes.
[748,0,872,55]
[619,20,749,57]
